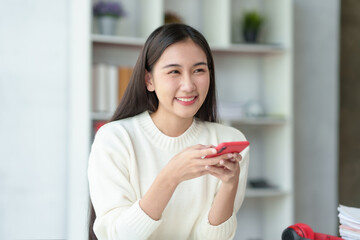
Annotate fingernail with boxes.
[212,148,217,154]
[205,165,210,169]
[227,154,232,158]
[220,160,224,165]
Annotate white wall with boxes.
[0,0,69,239]
[293,0,340,235]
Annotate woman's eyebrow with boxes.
[193,62,207,67]
[162,64,181,69]
[162,62,207,69]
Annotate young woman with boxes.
[88,23,249,240]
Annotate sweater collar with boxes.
[136,111,202,152]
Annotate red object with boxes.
[205,141,249,158]
[283,223,343,240]
[94,121,107,132]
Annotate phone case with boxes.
[205,141,249,158]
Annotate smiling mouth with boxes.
[175,96,197,102]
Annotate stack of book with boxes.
[338,204,360,240]
[92,63,133,113]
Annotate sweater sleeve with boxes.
[88,124,162,240]
[196,127,250,240]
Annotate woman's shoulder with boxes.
[201,121,247,141]
[94,113,144,143]
[97,117,131,135]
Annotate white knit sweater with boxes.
[88,111,249,240]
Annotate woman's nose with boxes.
[181,74,196,92]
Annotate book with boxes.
[92,64,108,112]
[118,66,133,103]
[338,205,360,240]
[92,64,133,113]
[108,65,118,112]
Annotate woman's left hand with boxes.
[205,152,242,226]
[205,153,242,185]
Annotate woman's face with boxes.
[146,39,210,122]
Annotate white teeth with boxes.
[176,97,196,102]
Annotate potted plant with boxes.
[242,11,264,43]
[93,1,126,35]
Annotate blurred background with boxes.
[0,0,359,239]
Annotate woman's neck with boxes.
[150,112,193,137]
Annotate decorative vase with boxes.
[97,16,118,35]
[243,29,259,43]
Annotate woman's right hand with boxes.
[161,144,222,185]
[140,144,226,220]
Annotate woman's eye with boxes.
[169,70,180,74]
[194,68,205,73]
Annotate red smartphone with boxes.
[205,141,250,158]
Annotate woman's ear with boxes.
[145,71,155,92]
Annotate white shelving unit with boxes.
[92,34,286,54]
[245,188,290,198]
[89,0,293,239]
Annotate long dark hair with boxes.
[89,23,218,240]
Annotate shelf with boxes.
[92,112,287,126]
[211,43,286,54]
[220,116,288,126]
[245,188,289,198]
[92,34,145,47]
[91,111,113,121]
[91,34,286,54]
